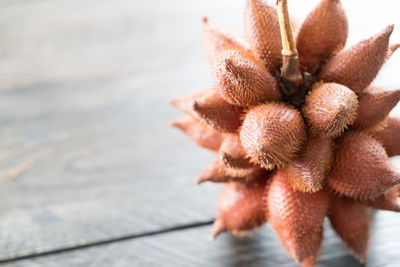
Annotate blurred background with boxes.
[0,0,400,266]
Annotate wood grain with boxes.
[3,211,400,267]
[0,0,240,260]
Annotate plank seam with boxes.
[0,219,215,264]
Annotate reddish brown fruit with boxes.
[170,117,224,151]
[353,87,400,129]
[240,103,306,169]
[170,87,243,133]
[218,134,253,169]
[169,88,209,118]
[213,50,281,107]
[197,157,266,184]
[329,196,371,263]
[319,25,394,93]
[211,177,268,237]
[243,0,282,72]
[264,172,328,264]
[220,153,254,170]
[363,186,400,212]
[302,82,358,138]
[170,0,400,265]
[388,43,400,58]
[202,17,247,65]
[327,131,400,199]
[297,0,348,73]
[281,137,333,193]
[300,257,317,267]
[368,116,400,157]
[193,90,243,133]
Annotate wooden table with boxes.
[0,0,399,266]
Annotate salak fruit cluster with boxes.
[170,0,400,266]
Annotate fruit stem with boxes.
[276,0,303,90]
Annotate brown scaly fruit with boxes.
[211,176,268,237]
[302,82,358,138]
[328,195,371,263]
[264,172,329,266]
[170,0,400,266]
[327,131,400,199]
[352,87,400,130]
[296,0,348,73]
[368,116,400,156]
[280,136,333,193]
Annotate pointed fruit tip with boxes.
[387,24,395,34]
[381,24,394,39]
[196,178,205,184]
[169,97,195,114]
[169,98,179,107]
[390,43,400,54]
[355,251,368,264]
[192,100,201,112]
[211,219,226,238]
[300,256,316,267]
[196,175,209,184]
[224,58,234,70]
[169,119,181,128]
[202,17,208,24]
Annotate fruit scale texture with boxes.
[170,0,400,266]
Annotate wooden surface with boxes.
[4,211,400,267]
[0,0,400,266]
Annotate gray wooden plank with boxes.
[4,210,400,267]
[0,0,238,260]
[0,69,222,259]
[0,0,400,263]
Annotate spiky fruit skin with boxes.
[213,50,281,106]
[297,0,348,73]
[240,103,306,169]
[170,0,400,266]
[218,134,253,169]
[170,117,224,151]
[302,82,358,138]
[319,25,394,93]
[244,0,282,72]
[328,196,371,263]
[212,177,268,237]
[193,90,243,133]
[202,17,247,65]
[280,137,333,193]
[327,132,400,199]
[362,186,400,212]
[265,173,329,264]
[353,87,400,129]
[369,116,400,157]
